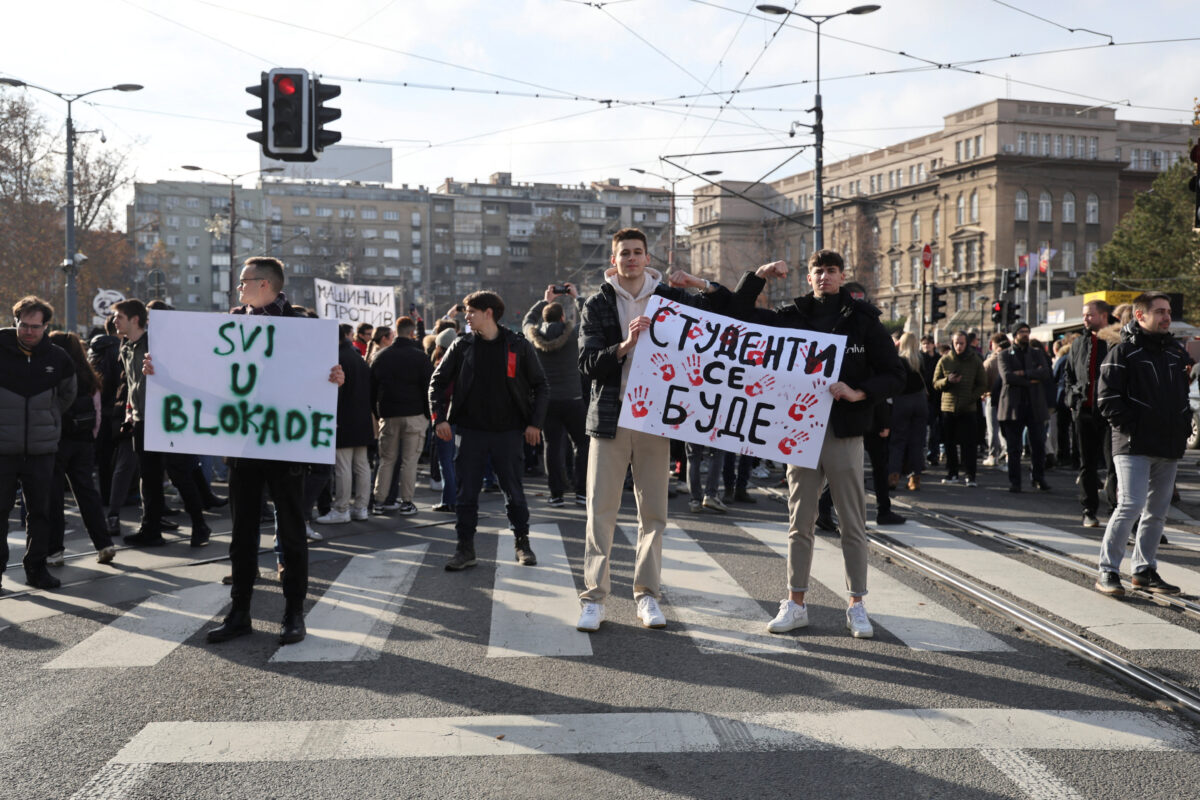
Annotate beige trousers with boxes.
[373,415,427,503]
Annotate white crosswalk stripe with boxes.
[739,521,1014,652]
[270,543,428,663]
[44,583,230,669]
[487,523,592,658]
[886,520,1200,650]
[619,523,802,654]
[996,519,1200,596]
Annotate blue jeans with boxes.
[1098,454,1177,574]
[686,443,722,501]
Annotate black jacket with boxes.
[1062,324,1119,413]
[579,282,731,439]
[429,327,549,430]
[1097,321,1194,459]
[88,333,122,418]
[336,338,373,448]
[0,329,77,456]
[523,297,584,402]
[729,273,906,438]
[370,338,432,419]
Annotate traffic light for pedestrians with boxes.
[1004,269,1020,293]
[312,78,342,154]
[991,300,1004,325]
[929,284,947,324]
[1007,300,1021,327]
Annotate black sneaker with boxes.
[159,519,180,531]
[124,530,167,547]
[444,551,477,571]
[24,570,61,591]
[514,537,537,566]
[432,503,456,513]
[482,482,500,494]
[547,496,565,507]
[574,494,587,507]
[1130,568,1180,595]
[1094,571,1125,596]
[876,510,906,526]
[733,488,757,504]
[190,523,211,548]
[1032,480,1052,492]
[396,501,418,516]
[815,515,839,533]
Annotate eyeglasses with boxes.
[17,322,45,331]
[237,277,267,287]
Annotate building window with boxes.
[953,242,965,273]
[364,247,378,257]
[932,208,940,238]
[293,205,310,216]
[1062,241,1075,277]
[1065,136,1074,158]
[1085,193,1099,224]
[967,241,978,271]
[956,194,965,225]
[384,210,401,221]
[1089,137,1098,159]
[974,135,982,157]
[910,255,921,286]
[1014,190,1029,221]
[918,163,927,182]
[1062,192,1075,223]
[411,211,421,227]
[1014,239,1027,268]
[1053,135,1062,157]
[1086,241,1099,269]
[316,207,333,217]
[970,190,979,223]
[890,258,900,286]
[1038,191,1052,222]
[383,248,401,259]
[910,212,920,242]
[1017,132,1026,154]
[1042,134,1050,156]
[891,216,900,243]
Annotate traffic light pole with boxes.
[919,262,926,337]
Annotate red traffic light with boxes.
[992,301,1003,312]
[275,75,297,96]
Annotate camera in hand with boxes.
[553,284,570,294]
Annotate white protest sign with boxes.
[93,288,125,317]
[617,296,846,469]
[313,278,397,327]
[144,310,339,464]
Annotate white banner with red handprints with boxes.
[616,295,846,469]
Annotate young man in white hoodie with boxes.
[575,229,728,632]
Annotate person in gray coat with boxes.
[998,321,1052,492]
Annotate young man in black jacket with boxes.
[429,291,549,571]
[1094,292,1192,596]
[370,316,433,516]
[730,251,905,639]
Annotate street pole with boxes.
[229,180,238,309]
[64,100,78,332]
[668,180,676,269]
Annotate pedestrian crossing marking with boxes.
[995,520,1200,597]
[619,523,802,655]
[270,543,428,663]
[739,521,1014,652]
[44,583,230,669]
[887,521,1200,650]
[103,708,1193,764]
[487,523,592,658]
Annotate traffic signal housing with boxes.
[1006,300,1021,327]
[929,284,947,324]
[312,78,342,154]
[246,74,268,149]
[1004,269,1020,293]
[991,301,1004,325]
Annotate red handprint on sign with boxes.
[685,354,703,386]
[650,353,676,382]
[626,386,652,418]
[720,324,747,347]
[745,375,776,397]
[788,392,820,421]
[746,348,765,366]
[686,325,705,341]
[777,429,811,455]
[653,304,677,322]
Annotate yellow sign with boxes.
[1083,291,1138,306]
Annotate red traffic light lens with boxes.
[275,76,297,96]
[993,302,1002,312]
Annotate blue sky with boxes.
[5,0,1196,223]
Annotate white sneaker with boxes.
[637,596,666,628]
[351,507,369,521]
[429,478,443,492]
[846,602,874,638]
[315,509,351,525]
[701,494,728,513]
[577,602,605,632]
[766,599,808,633]
[981,456,996,467]
[751,465,770,479]
[305,524,323,541]
[47,549,66,567]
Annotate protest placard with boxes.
[144,310,339,464]
[616,296,846,469]
[313,278,397,327]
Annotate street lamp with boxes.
[0,78,143,332]
[181,165,284,308]
[755,4,880,251]
[630,168,723,268]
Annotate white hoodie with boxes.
[604,265,662,395]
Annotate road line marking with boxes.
[739,521,1013,652]
[619,523,801,655]
[68,763,152,800]
[979,749,1086,800]
[43,583,230,669]
[996,520,1200,597]
[887,521,1200,650]
[106,709,1193,763]
[270,543,428,663]
[487,523,591,658]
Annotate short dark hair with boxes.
[611,228,647,252]
[113,298,147,329]
[146,299,173,311]
[990,332,1010,348]
[356,322,374,336]
[339,323,353,339]
[808,249,844,272]
[104,315,117,335]
[920,334,934,344]
[1083,299,1110,315]
[464,290,504,323]
[952,329,969,341]
[13,295,53,325]
[542,303,564,323]
[243,256,285,291]
[394,316,416,338]
[433,318,458,334]
[1133,292,1170,316]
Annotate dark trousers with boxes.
[1003,411,1046,487]
[0,453,54,576]
[454,428,529,555]
[943,411,979,480]
[865,429,891,513]
[94,416,116,503]
[49,438,113,554]
[228,458,307,608]
[927,405,943,460]
[134,423,206,534]
[302,463,333,521]
[888,392,928,476]
[1075,407,1115,514]
[722,452,751,492]
[543,398,588,499]
[107,437,138,516]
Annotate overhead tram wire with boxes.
[661,151,816,230]
[987,0,1113,42]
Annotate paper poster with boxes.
[313,278,397,327]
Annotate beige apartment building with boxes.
[691,98,1193,334]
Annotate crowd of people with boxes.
[0,229,1193,647]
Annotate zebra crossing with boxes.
[21,513,1200,672]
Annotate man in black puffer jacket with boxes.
[1094,292,1193,597]
[0,296,76,592]
[729,250,906,640]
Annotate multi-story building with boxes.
[690,98,1194,334]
